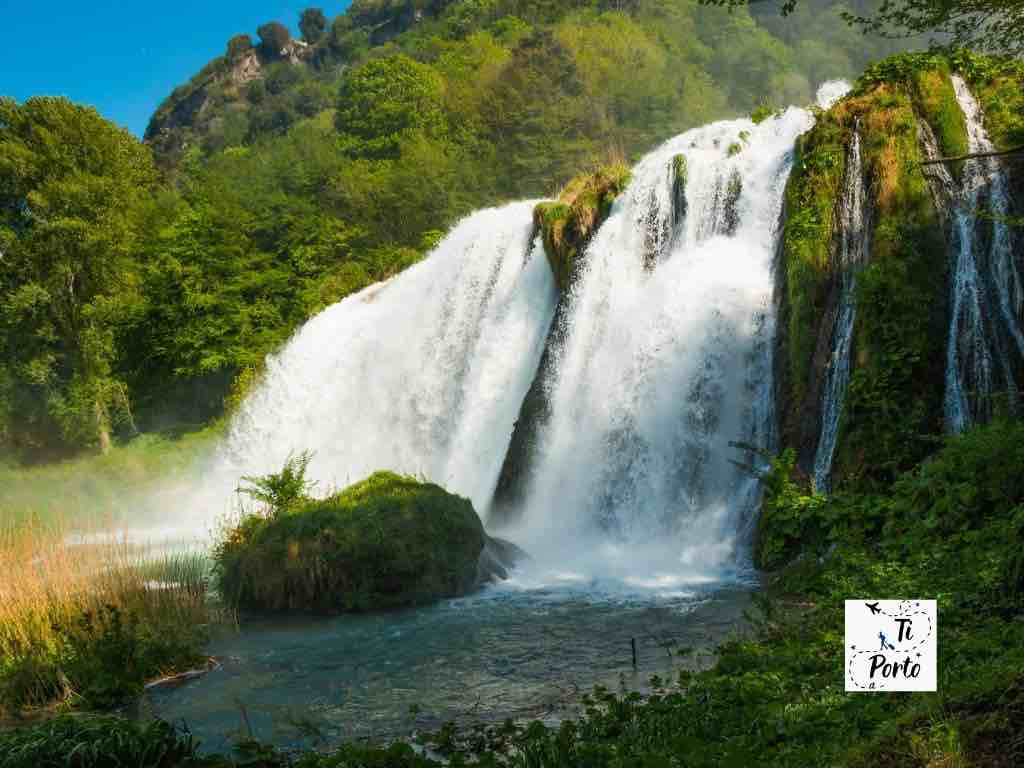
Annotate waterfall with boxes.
[497,85,846,581]
[944,75,1020,432]
[192,202,557,523]
[812,127,870,493]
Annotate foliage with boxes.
[704,0,1024,57]
[778,106,848,418]
[214,470,486,613]
[335,55,446,159]
[0,715,199,768]
[534,159,631,292]
[237,450,314,517]
[300,8,328,43]
[0,97,158,457]
[0,523,216,712]
[257,22,291,58]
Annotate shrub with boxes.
[0,715,197,768]
[0,525,215,713]
[214,470,487,613]
[257,22,291,58]
[300,8,328,43]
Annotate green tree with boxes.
[335,55,447,159]
[299,8,328,43]
[702,0,1024,57]
[0,97,157,454]
[257,22,292,58]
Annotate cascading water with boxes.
[812,127,870,493]
[499,83,849,585]
[190,202,557,526]
[945,75,1021,432]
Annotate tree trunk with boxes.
[95,399,111,455]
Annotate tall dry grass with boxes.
[0,520,223,713]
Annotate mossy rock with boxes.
[215,472,503,613]
[535,161,631,292]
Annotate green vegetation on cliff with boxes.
[534,161,631,291]
[215,468,486,613]
[776,50,1021,489]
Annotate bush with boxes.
[257,22,291,58]
[300,8,328,43]
[226,33,253,62]
[214,470,487,613]
[0,715,197,768]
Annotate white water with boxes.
[945,76,1020,432]
[187,202,557,528]
[500,85,847,584]
[812,128,869,493]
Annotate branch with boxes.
[920,146,1024,165]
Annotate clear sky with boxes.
[3,2,351,138]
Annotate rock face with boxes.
[774,52,1024,491]
[214,471,522,614]
[532,163,632,293]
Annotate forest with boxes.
[1,0,911,460]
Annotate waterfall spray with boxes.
[500,85,848,582]
[189,202,557,528]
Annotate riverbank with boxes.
[2,420,1022,766]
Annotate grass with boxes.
[535,158,632,292]
[0,521,222,713]
[0,425,222,530]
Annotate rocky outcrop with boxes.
[532,162,632,293]
[214,471,521,614]
[773,52,1024,490]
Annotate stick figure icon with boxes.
[878,631,895,651]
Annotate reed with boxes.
[0,520,222,713]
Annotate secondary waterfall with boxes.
[812,127,870,493]
[945,75,1021,432]
[499,85,847,582]
[192,202,557,522]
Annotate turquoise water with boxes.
[144,575,753,753]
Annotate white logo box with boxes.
[845,600,937,692]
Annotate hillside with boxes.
[0,0,913,460]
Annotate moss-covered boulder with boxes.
[534,161,631,292]
[215,471,513,613]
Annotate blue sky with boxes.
[2,2,350,137]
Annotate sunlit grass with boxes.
[0,520,226,714]
[0,426,222,529]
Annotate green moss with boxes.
[750,104,776,124]
[910,66,968,161]
[214,471,486,613]
[534,162,631,292]
[956,52,1024,151]
[672,153,687,184]
[832,86,947,487]
[726,141,742,157]
[779,110,849,413]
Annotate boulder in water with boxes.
[214,471,518,613]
